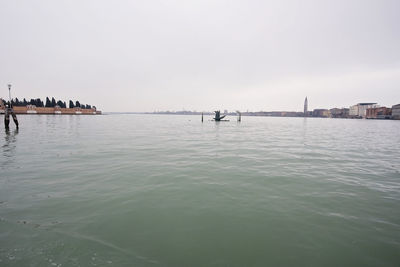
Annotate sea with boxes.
[1,114,399,267]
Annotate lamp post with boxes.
[8,84,12,104]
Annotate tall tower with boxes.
[304,97,308,117]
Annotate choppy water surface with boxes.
[1,114,400,266]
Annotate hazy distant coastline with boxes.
[108,106,400,120]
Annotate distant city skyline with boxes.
[1,0,399,112]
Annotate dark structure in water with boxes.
[4,102,19,130]
[213,110,226,121]
[3,85,19,130]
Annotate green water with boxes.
[1,114,400,266]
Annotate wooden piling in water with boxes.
[4,103,19,130]
[4,84,19,129]
[4,109,10,130]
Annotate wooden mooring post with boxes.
[237,110,241,122]
[4,84,19,130]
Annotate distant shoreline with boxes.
[104,112,399,120]
[0,106,101,115]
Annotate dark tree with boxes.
[15,98,95,109]
[45,97,51,107]
[51,97,56,107]
[36,98,44,107]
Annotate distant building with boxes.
[312,109,330,117]
[349,103,377,118]
[349,105,358,117]
[366,107,392,119]
[304,97,308,117]
[330,108,349,118]
[392,104,400,120]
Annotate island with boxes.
[0,97,101,115]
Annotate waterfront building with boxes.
[304,97,308,117]
[330,108,349,118]
[26,105,37,114]
[349,103,377,118]
[366,107,392,119]
[312,109,330,117]
[349,105,358,117]
[392,104,400,120]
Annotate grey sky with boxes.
[1,0,399,112]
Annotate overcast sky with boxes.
[1,0,399,112]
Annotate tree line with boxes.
[10,97,95,109]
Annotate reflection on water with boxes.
[1,128,18,170]
[302,117,309,147]
[3,128,18,155]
